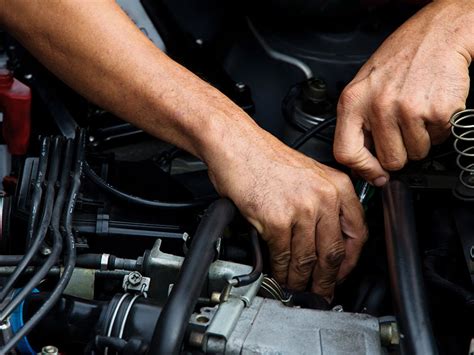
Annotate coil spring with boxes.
[451,109,474,193]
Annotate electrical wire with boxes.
[290,117,336,150]
[25,138,50,247]
[0,138,64,322]
[1,131,85,354]
[84,162,212,210]
[0,137,60,303]
[246,17,313,80]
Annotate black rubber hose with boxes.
[290,117,336,150]
[382,180,438,355]
[1,132,85,354]
[231,228,262,287]
[25,138,50,247]
[84,162,212,210]
[0,253,137,270]
[149,199,236,355]
[0,137,60,303]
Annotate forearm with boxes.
[415,0,474,59]
[0,0,260,164]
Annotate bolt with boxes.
[42,345,59,355]
[235,82,246,92]
[182,232,189,242]
[41,246,52,256]
[210,292,221,304]
[332,305,343,312]
[128,271,142,286]
[380,322,400,346]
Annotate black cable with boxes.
[84,162,213,210]
[25,138,50,247]
[290,117,336,150]
[281,84,333,145]
[231,228,263,287]
[150,199,236,355]
[0,138,64,322]
[0,137,60,303]
[1,131,85,354]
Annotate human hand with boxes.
[334,0,474,185]
[207,129,367,300]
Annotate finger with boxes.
[265,228,292,286]
[371,108,408,171]
[426,121,452,145]
[399,116,431,161]
[334,105,389,187]
[311,206,345,301]
[325,170,368,281]
[287,220,317,291]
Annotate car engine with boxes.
[0,1,472,354]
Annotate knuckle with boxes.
[333,146,354,166]
[324,242,346,267]
[273,251,291,267]
[338,84,361,112]
[334,172,352,190]
[297,199,315,219]
[396,98,419,121]
[371,93,393,118]
[318,182,338,199]
[294,255,317,274]
[266,214,292,236]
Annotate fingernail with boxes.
[373,176,388,187]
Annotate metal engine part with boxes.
[224,297,382,355]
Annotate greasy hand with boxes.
[207,130,367,300]
[334,0,474,185]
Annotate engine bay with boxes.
[0,1,472,354]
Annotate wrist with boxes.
[430,0,474,60]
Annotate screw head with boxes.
[128,271,142,286]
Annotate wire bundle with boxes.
[0,130,86,353]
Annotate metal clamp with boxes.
[122,271,150,293]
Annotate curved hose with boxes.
[149,199,236,355]
[231,228,263,287]
[383,180,438,355]
[84,162,212,210]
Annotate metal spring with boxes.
[451,109,474,191]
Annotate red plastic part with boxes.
[0,69,31,155]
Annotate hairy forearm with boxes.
[0,0,261,165]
